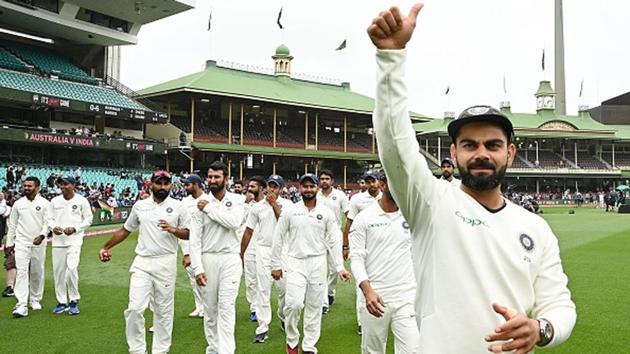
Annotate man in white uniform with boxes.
[271,173,351,354]
[99,170,189,354]
[350,173,419,354]
[242,174,293,343]
[48,176,93,315]
[190,161,245,354]
[315,169,348,312]
[180,174,206,318]
[440,157,461,187]
[7,176,50,317]
[368,5,576,352]
[238,180,259,323]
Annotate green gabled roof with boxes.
[138,60,427,121]
[414,110,623,140]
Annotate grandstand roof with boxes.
[414,110,630,140]
[138,60,427,121]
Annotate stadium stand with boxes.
[573,152,610,169]
[602,152,630,167]
[0,47,31,72]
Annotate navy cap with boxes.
[441,157,454,167]
[299,173,319,185]
[267,174,285,187]
[447,105,514,142]
[181,174,203,185]
[377,169,387,181]
[58,175,77,185]
[361,170,380,181]
[151,170,172,183]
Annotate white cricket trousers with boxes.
[243,248,257,313]
[125,254,177,354]
[185,265,204,313]
[201,253,242,354]
[52,245,82,304]
[254,245,286,335]
[359,300,420,354]
[14,244,46,307]
[323,252,337,307]
[284,254,327,353]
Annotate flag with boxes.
[445,85,450,95]
[541,49,545,71]
[335,39,347,51]
[207,9,212,31]
[277,7,283,29]
[503,76,507,94]
[579,79,584,97]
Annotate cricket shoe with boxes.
[254,332,268,343]
[53,303,68,314]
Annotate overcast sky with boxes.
[121,0,630,118]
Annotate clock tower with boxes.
[535,80,556,115]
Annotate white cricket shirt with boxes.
[6,194,50,248]
[373,49,576,352]
[347,190,382,220]
[316,188,349,226]
[48,194,93,247]
[245,196,293,247]
[178,193,206,256]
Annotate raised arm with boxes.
[202,200,244,231]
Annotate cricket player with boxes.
[271,173,351,354]
[241,174,293,343]
[180,174,206,318]
[369,4,576,352]
[48,176,93,315]
[350,173,419,354]
[99,170,189,354]
[315,169,348,312]
[440,157,461,187]
[240,183,259,323]
[7,176,49,318]
[189,161,245,354]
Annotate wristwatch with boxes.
[537,318,554,347]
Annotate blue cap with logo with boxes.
[267,174,285,187]
[361,170,381,181]
[58,175,77,185]
[299,173,319,185]
[181,174,203,185]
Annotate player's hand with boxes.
[99,248,112,262]
[196,273,207,286]
[364,289,386,318]
[4,245,14,256]
[367,3,424,50]
[266,192,277,205]
[485,303,540,354]
[182,255,191,268]
[338,269,352,282]
[32,235,45,246]
[158,219,174,233]
[63,227,76,235]
[271,269,283,280]
[53,227,64,235]
[342,248,349,261]
[197,200,209,211]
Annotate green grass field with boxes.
[1,206,628,353]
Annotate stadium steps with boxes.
[0,47,32,73]
[515,154,534,167]
[594,155,613,169]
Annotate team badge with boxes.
[332,196,337,200]
[467,106,490,115]
[36,206,41,211]
[519,233,535,252]
[226,201,232,207]
[316,214,323,220]
[402,221,410,230]
[72,205,78,210]
[166,207,173,213]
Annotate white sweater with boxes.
[6,194,50,248]
[373,49,576,352]
[48,194,93,247]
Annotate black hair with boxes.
[233,179,243,186]
[208,161,229,176]
[24,176,41,187]
[248,176,267,189]
[318,169,334,179]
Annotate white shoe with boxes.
[148,326,154,333]
[12,305,28,318]
[30,301,42,310]
[189,309,204,318]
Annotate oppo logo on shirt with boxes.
[454,211,489,228]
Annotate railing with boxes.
[102,74,164,113]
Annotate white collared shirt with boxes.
[347,190,382,220]
[178,192,206,255]
[6,194,50,248]
[245,196,293,247]
[48,194,93,247]
[316,188,349,226]
[441,176,462,187]
[271,201,343,272]
[349,202,415,303]
[124,196,188,257]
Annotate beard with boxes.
[250,189,260,199]
[153,189,169,200]
[458,159,507,191]
[301,192,316,201]
[442,170,452,179]
[209,180,225,192]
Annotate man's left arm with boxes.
[76,198,94,233]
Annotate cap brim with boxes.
[447,114,513,141]
[300,177,318,184]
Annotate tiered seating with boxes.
[195,118,228,143]
[602,152,630,167]
[525,150,567,168]
[243,122,273,146]
[0,39,97,84]
[574,152,608,169]
[170,116,191,133]
[318,128,343,151]
[347,132,372,152]
[0,165,151,194]
[511,155,531,168]
[277,128,303,148]
[0,68,144,109]
[0,47,30,72]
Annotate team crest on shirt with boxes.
[316,214,323,220]
[402,221,410,230]
[166,207,173,213]
[36,206,41,211]
[519,233,535,252]
[226,201,232,207]
[332,196,337,200]
[72,205,78,210]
